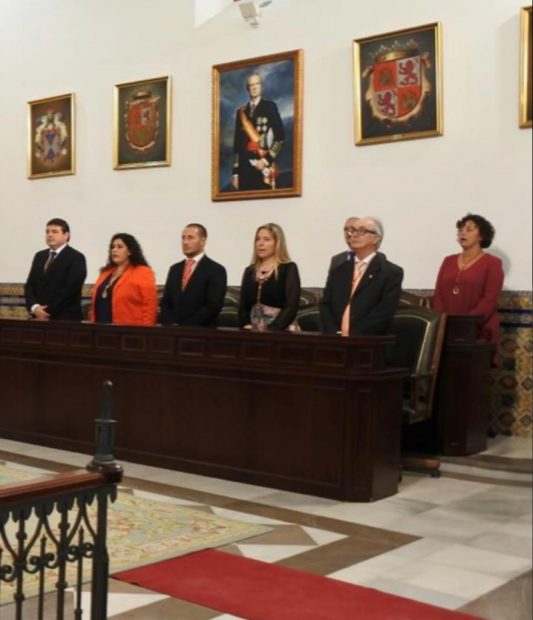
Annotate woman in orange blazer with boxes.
[90,233,157,326]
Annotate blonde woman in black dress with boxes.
[238,223,301,331]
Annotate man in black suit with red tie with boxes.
[160,224,227,326]
[24,218,87,321]
[320,217,403,336]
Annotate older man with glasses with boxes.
[320,216,403,336]
[328,216,360,274]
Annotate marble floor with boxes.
[0,435,531,620]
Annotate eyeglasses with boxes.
[344,227,378,236]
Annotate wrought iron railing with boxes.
[0,381,122,620]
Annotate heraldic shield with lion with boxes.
[363,48,432,124]
[355,23,442,145]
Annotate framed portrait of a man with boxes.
[113,76,171,169]
[27,93,75,179]
[353,23,443,145]
[212,49,303,201]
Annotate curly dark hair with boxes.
[456,214,495,249]
[101,233,150,271]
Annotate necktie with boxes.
[44,251,57,274]
[340,261,366,337]
[181,258,195,290]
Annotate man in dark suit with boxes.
[320,217,403,336]
[24,218,87,321]
[328,216,359,273]
[231,72,284,191]
[160,224,227,326]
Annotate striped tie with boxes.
[44,251,57,274]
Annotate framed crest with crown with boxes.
[353,22,443,146]
[27,93,75,179]
[113,76,171,169]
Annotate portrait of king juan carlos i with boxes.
[212,49,303,201]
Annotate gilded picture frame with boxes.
[212,49,303,201]
[353,22,443,146]
[519,6,532,128]
[27,93,75,179]
[113,76,171,169]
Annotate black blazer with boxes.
[319,252,403,336]
[160,255,227,326]
[238,262,301,331]
[24,245,87,320]
[329,250,353,274]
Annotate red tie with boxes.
[340,261,366,337]
[181,259,195,290]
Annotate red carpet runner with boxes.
[113,549,482,620]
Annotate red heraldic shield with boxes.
[365,50,430,124]
[124,92,160,153]
[373,55,422,120]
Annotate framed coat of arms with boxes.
[27,93,75,179]
[353,22,443,145]
[113,76,171,169]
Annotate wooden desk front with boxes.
[0,319,406,501]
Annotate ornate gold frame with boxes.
[113,76,171,170]
[27,93,75,179]
[353,22,443,146]
[211,49,303,201]
[519,6,532,128]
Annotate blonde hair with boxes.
[251,223,291,269]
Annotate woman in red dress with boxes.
[433,214,504,365]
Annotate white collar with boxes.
[186,252,204,264]
[355,252,376,266]
[49,243,68,255]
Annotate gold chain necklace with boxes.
[101,267,126,299]
[452,252,484,295]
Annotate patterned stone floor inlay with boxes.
[0,436,530,620]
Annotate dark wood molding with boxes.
[0,319,407,501]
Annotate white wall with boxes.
[1,0,531,290]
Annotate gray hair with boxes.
[363,217,384,247]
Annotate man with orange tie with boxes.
[160,223,227,326]
[24,218,87,321]
[319,217,403,336]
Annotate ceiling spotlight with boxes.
[236,0,273,28]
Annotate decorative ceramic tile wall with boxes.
[1,284,531,437]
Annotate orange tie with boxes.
[181,258,195,290]
[340,261,366,337]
